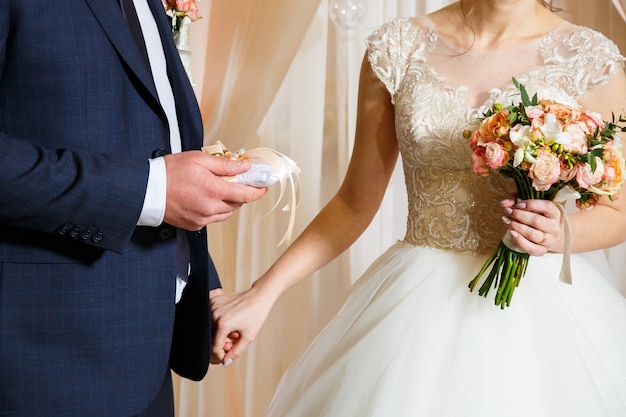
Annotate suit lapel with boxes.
[84,0,160,104]
[84,0,203,150]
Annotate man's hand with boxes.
[163,151,267,230]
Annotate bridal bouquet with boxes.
[466,78,626,309]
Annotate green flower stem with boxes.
[468,165,553,308]
[494,251,515,306]
[468,248,499,292]
[470,242,529,309]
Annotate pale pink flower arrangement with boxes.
[466,78,626,308]
[162,0,201,31]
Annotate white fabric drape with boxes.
[173,1,626,416]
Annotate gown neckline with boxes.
[421,15,568,57]
[407,17,570,109]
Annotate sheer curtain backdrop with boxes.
[173,1,626,416]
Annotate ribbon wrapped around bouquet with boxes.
[202,141,301,246]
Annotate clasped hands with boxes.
[209,282,276,366]
[205,197,568,367]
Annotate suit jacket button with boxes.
[91,232,104,243]
[158,227,174,241]
[152,148,170,158]
[80,231,93,240]
[68,228,81,239]
[56,225,70,236]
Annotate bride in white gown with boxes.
[209,1,626,415]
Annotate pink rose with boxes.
[575,157,605,189]
[468,130,481,151]
[176,0,192,11]
[178,0,200,19]
[559,160,576,182]
[471,148,490,176]
[529,148,561,191]
[164,0,201,20]
[484,142,509,169]
[525,105,544,121]
[580,111,604,135]
[562,123,588,154]
[576,195,600,211]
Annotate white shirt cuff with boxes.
[137,157,166,226]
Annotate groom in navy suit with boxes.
[0,0,265,416]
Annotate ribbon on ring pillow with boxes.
[501,185,579,285]
[202,141,301,246]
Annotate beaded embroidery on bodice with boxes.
[366,17,624,254]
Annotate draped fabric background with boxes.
[173,1,626,416]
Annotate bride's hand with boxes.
[500,198,563,256]
[210,284,275,367]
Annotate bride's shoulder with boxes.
[542,21,624,95]
[547,21,623,57]
[368,16,434,40]
[366,16,436,52]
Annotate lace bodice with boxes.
[366,17,625,254]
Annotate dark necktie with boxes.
[119,0,152,70]
[176,230,190,286]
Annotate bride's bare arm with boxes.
[210,54,400,365]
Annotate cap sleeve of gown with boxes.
[547,25,625,96]
[365,18,433,104]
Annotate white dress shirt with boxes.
[133,0,188,302]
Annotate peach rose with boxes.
[542,102,579,125]
[604,145,624,185]
[589,146,625,195]
[479,110,510,142]
[484,142,509,169]
[529,148,561,191]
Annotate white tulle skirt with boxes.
[266,242,626,417]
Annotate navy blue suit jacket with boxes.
[0,0,218,415]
